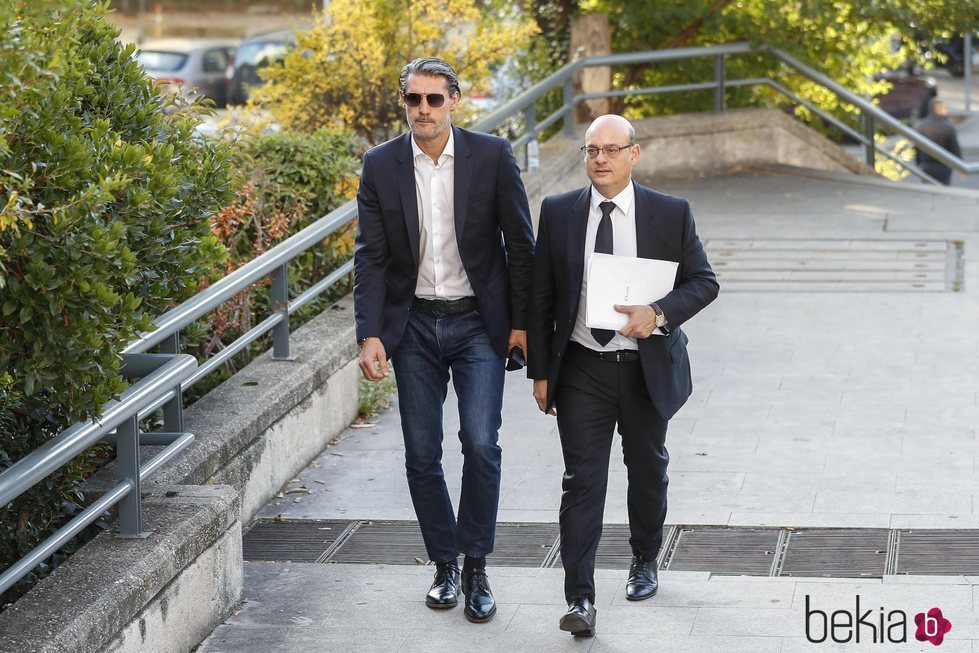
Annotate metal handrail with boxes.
[474,42,977,177]
[0,353,197,595]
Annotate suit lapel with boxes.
[395,133,420,267]
[634,182,658,259]
[453,126,472,244]
[567,186,592,306]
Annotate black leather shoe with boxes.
[626,555,658,601]
[425,562,461,609]
[559,597,596,637]
[461,569,496,622]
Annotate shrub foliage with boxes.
[0,0,231,605]
[194,127,359,374]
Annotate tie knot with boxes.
[600,201,616,218]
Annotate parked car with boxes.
[873,70,937,121]
[226,29,296,106]
[136,39,236,107]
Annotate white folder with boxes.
[585,253,678,334]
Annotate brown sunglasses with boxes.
[402,92,446,108]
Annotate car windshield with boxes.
[137,50,188,72]
[236,41,290,67]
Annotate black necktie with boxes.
[591,201,616,347]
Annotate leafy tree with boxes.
[530,0,976,128]
[0,0,231,606]
[254,0,539,144]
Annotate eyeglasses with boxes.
[581,143,635,158]
[402,92,446,108]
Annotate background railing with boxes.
[2,40,975,596]
[480,42,979,183]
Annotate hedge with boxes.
[0,0,232,606]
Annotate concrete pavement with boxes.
[198,167,979,652]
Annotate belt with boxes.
[411,296,478,316]
[569,341,640,363]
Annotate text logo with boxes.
[914,608,952,646]
[805,596,953,646]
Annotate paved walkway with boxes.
[199,167,979,652]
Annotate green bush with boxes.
[189,127,359,380]
[0,0,231,606]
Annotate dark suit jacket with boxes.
[354,126,535,358]
[527,182,718,420]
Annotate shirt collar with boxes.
[590,181,634,216]
[411,129,455,163]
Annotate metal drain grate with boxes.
[490,522,559,567]
[778,529,890,578]
[243,519,353,562]
[241,521,979,578]
[323,520,429,565]
[550,523,632,570]
[705,239,960,292]
[894,530,979,575]
[662,527,781,575]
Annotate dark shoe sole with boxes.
[426,597,459,609]
[625,587,658,601]
[559,614,595,635]
[464,605,497,623]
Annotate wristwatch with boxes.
[357,336,378,348]
[651,304,668,328]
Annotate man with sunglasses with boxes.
[354,57,534,624]
[527,114,718,637]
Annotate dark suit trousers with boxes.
[555,345,670,603]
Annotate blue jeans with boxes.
[393,308,504,563]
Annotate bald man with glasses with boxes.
[527,114,718,637]
[354,57,534,624]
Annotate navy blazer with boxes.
[527,182,719,420]
[354,126,535,358]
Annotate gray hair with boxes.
[398,57,461,98]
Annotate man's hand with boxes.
[533,379,556,415]
[359,338,389,381]
[508,329,527,358]
[614,304,659,339]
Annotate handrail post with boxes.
[158,334,184,433]
[965,31,973,112]
[563,77,575,137]
[714,54,726,112]
[524,103,540,172]
[163,383,184,433]
[271,263,295,361]
[862,112,876,168]
[116,415,148,539]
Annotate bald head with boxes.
[583,114,640,199]
[585,114,636,143]
[929,98,948,117]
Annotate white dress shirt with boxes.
[570,182,640,352]
[411,131,473,300]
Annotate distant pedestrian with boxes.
[915,98,961,185]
